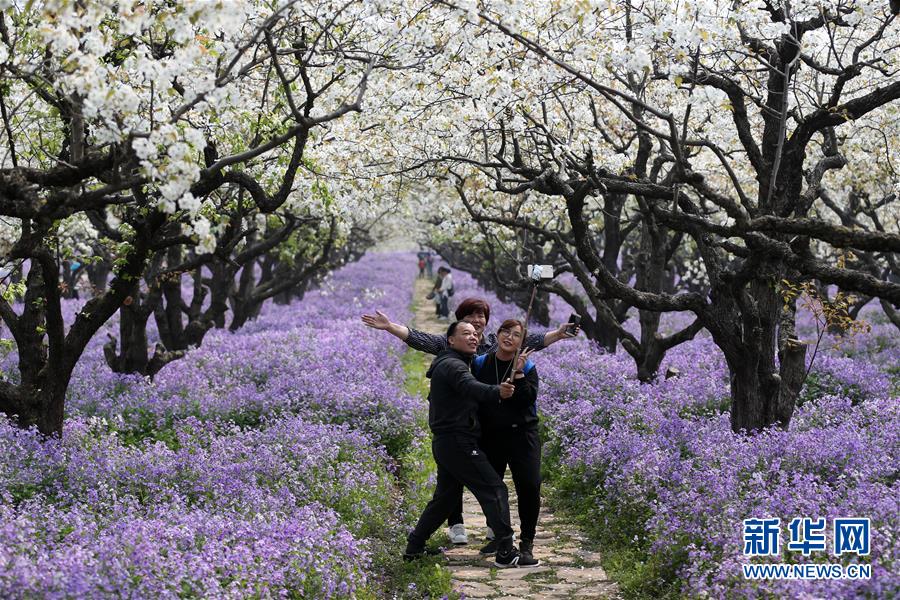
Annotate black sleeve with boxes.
[506,365,539,408]
[446,357,500,403]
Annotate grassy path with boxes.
[404,277,620,599]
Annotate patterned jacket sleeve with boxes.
[405,327,449,355]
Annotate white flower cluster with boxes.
[132,124,206,216]
[2,0,896,268]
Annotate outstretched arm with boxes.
[361,310,449,355]
[533,320,580,349]
[405,327,449,355]
[361,310,410,341]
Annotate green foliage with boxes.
[112,241,135,271]
[888,364,900,398]
[798,372,867,407]
[387,558,458,600]
[312,180,334,210]
[401,347,430,399]
[779,275,871,352]
[110,409,182,449]
[1,281,26,303]
[677,395,731,419]
[8,482,43,504]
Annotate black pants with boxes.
[446,426,542,540]
[408,434,514,551]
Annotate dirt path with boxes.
[410,277,619,599]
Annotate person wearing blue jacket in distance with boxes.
[402,321,540,568]
[471,318,542,563]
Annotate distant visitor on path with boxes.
[416,248,430,278]
[433,266,453,320]
[402,321,539,568]
[362,296,579,546]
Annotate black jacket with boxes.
[426,348,500,436]
[473,353,539,431]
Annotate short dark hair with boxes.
[438,266,450,273]
[455,298,491,323]
[446,320,471,338]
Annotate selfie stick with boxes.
[509,266,542,383]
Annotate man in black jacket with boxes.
[403,321,539,568]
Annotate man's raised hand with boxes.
[361,310,391,330]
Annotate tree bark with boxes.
[728,356,769,432]
[86,261,110,295]
[880,298,900,333]
[104,294,152,374]
[776,338,807,428]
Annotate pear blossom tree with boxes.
[364,0,900,431]
[0,0,422,435]
[363,3,705,380]
[100,209,374,377]
[473,0,900,431]
[418,172,704,381]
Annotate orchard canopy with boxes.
[0,0,899,435]
[0,1,899,598]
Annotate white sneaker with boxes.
[485,526,494,540]
[448,524,468,545]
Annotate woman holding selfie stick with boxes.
[471,319,541,563]
[362,297,579,545]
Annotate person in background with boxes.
[436,266,453,320]
[428,268,445,317]
[362,297,579,544]
[425,253,434,278]
[402,321,539,568]
[417,256,426,278]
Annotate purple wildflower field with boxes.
[0,252,427,598]
[450,268,899,599]
[1,255,897,598]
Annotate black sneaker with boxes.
[494,547,540,568]
[479,538,499,555]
